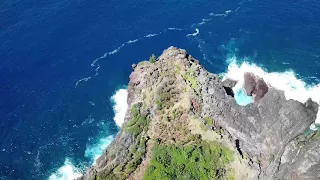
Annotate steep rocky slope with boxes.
[78,47,320,180]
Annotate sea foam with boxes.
[222,56,320,125]
[49,88,128,179]
[84,135,114,164]
[186,28,200,37]
[48,159,82,180]
[84,88,128,165]
[111,89,128,127]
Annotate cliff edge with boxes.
[78,47,320,180]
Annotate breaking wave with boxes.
[48,159,82,180]
[84,135,114,164]
[222,55,320,125]
[111,88,128,127]
[48,88,128,179]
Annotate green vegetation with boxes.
[125,134,148,175]
[182,63,200,95]
[125,104,150,137]
[227,170,236,180]
[155,83,176,111]
[96,134,148,180]
[200,123,206,131]
[143,139,233,180]
[122,104,150,176]
[149,54,157,63]
[175,64,181,73]
[155,98,164,110]
[204,116,213,126]
[96,104,151,180]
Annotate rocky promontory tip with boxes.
[79,47,320,180]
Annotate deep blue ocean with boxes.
[1,0,320,179]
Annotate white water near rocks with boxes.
[222,56,320,127]
[48,88,128,179]
[111,89,128,127]
[48,159,82,180]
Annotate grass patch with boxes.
[143,140,233,180]
[97,104,150,180]
[175,64,181,73]
[203,116,213,126]
[125,104,150,137]
[182,64,200,95]
[96,135,148,180]
[124,134,148,175]
[155,83,176,111]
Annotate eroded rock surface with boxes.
[243,72,269,101]
[79,47,319,180]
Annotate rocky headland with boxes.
[78,47,320,180]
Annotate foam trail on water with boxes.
[84,135,114,164]
[75,77,92,87]
[111,89,128,127]
[198,18,212,26]
[48,159,82,180]
[75,30,169,87]
[76,27,186,87]
[210,9,233,17]
[222,56,320,125]
[186,28,200,37]
[144,33,159,38]
[126,39,139,44]
[167,27,185,31]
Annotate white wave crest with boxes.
[126,39,139,44]
[167,27,185,31]
[84,135,114,164]
[111,89,128,127]
[48,159,82,180]
[210,13,227,17]
[186,28,200,37]
[144,33,159,38]
[222,56,320,124]
[210,9,233,17]
[225,10,233,14]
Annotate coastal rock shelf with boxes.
[78,47,320,180]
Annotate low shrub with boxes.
[143,140,233,180]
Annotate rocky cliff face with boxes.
[79,47,320,180]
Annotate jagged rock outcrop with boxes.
[79,47,320,180]
[222,79,238,97]
[243,72,269,101]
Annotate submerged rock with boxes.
[79,47,320,180]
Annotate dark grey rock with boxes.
[222,78,238,88]
[80,47,320,180]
